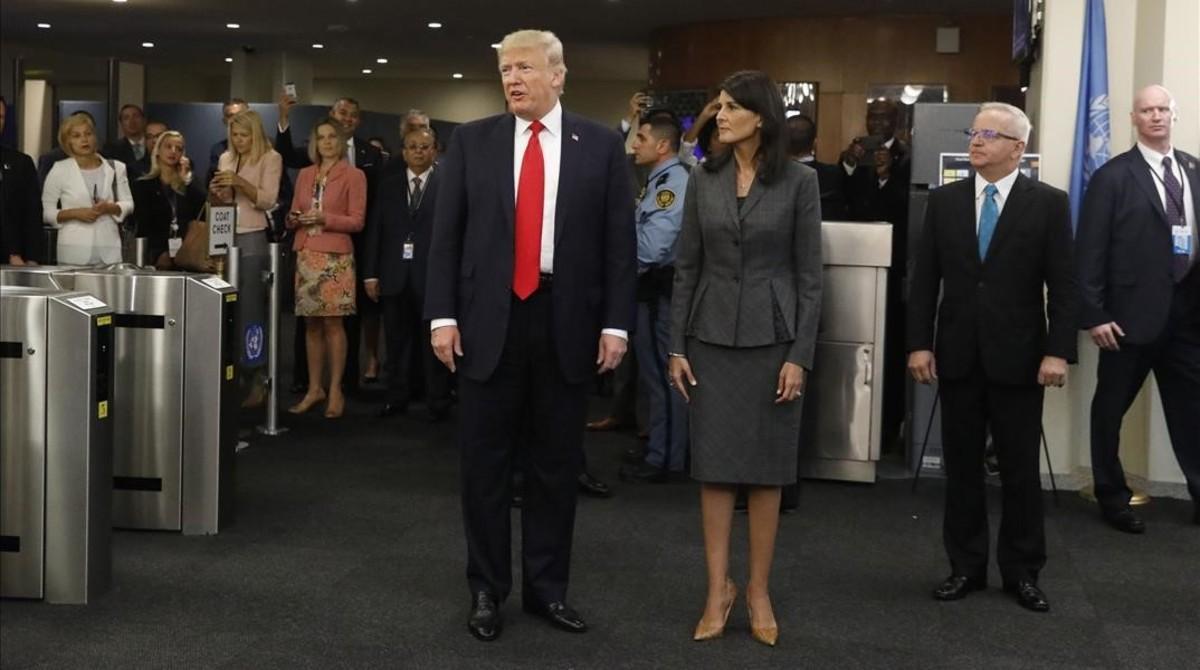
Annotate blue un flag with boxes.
[1068,0,1111,228]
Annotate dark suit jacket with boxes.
[274,127,381,197]
[130,177,207,265]
[908,174,1078,385]
[424,110,637,384]
[798,157,847,221]
[1,146,44,262]
[669,158,824,368]
[363,168,439,300]
[102,137,151,180]
[1076,147,1200,343]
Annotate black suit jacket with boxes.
[424,110,637,384]
[799,157,847,220]
[102,137,150,180]
[1076,147,1200,343]
[908,174,1079,385]
[1,146,44,262]
[130,178,208,264]
[363,168,439,299]
[274,127,381,197]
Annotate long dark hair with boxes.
[704,70,788,184]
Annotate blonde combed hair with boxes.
[141,130,187,193]
[227,109,270,166]
[498,29,567,80]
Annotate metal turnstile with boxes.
[1,287,114,604]
[799,221,892,483]
[50,268,240,534]
[0,265,76,290]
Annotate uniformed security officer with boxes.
[619,114,690,483]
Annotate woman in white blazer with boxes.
[41,114,134,265]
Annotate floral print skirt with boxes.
[295,249,356,317]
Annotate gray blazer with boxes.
[669,158,823,368]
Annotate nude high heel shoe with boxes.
[747,602,778,647]
[693,578,737,641]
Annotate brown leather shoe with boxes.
[585,416,628,431]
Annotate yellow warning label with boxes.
[96,315,112,326]
[98,401,108,419]
[226,294,238,302]
[225,365,234,381]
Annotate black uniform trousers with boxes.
[459,283,588,604]
[940,364,1046,585]
[1091,269,1200,509]
[381,285,451,411]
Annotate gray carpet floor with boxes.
[3,386,1198,669]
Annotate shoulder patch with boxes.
[655,189,676,209]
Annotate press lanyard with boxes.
[163,183,180,237]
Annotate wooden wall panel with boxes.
[651,14,1019,162]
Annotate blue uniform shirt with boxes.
[635,157,688,273]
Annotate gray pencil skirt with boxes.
[686,338,803,486]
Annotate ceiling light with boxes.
[361,68,373,74]
[452,73,463,79]
[226,23,240,29]
[427,22,443,29]
[312,43,324,49]
[141,42,154,48]
[376,58,388,64]
[225,57,234,63]
[490,43,501,49]
[113,0,128,3]
[37,22,51,29]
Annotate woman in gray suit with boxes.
[669,70,822,646]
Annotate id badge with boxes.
[403,241,415,260]
[168,237,182,258]
[1173,223,1193,257]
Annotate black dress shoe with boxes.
[467,591,502,641]
[577,472,612,498]
[932,575,987,601]
[1102,505,1146,534]
[522,597,587,633]
[1005,580,1050,613]
[618,462,668,484]
[376,403,406,418]
[622,446,647,465]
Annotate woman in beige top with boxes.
[208,109,282,407]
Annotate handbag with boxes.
[173,202,216,272]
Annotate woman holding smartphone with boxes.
[133,130,205,269]
[209,109,282,407]
[285,117,367,419]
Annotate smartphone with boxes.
[284,82,297,99]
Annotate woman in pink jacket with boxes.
[286,117,367,419]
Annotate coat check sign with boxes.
[208,206,237,256]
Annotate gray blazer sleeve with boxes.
[787,168,823,368]
[668,171,702,354]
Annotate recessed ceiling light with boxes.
[312,43,324,49]
[226,23,240,29]
[376,58,388,64]
[490,43,501,49]
[141,42,154,48]
[37,22,51,29]
[452,73,463,79]
[113,0,128,3]
[361,68,373,74]
[225,57,234,63]
[427,22,443,29]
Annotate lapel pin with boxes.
[571,133,579,142]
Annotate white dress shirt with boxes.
[407,166,430,206]
[1136,142,1197,263]
[973,167,1020,232]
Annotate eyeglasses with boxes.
[964,128,1021,142]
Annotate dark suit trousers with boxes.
[459,287,588,604]
[381,286,451,410]
[940,365,1046,584]
[1091,272,1200,509]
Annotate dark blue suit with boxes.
[425,108,635,603]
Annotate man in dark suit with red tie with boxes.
[908,102,1078,613]
[1077,85,1200,532]
[425,29,636,641]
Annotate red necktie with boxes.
[513,120,545,299]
